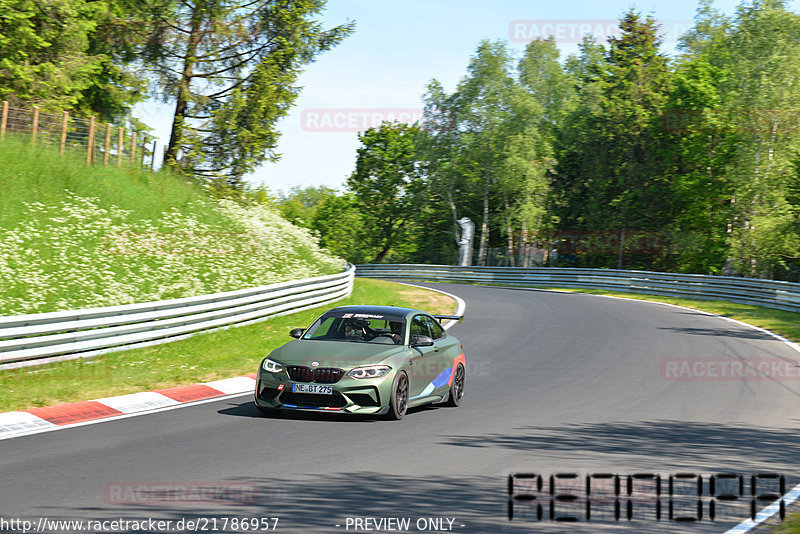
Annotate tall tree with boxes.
[0,0,145,119]
[516,38,575,264]
[420,79,480,263]
[455,41,519,265]
[553,12,672,269]
[674,0,800,277]
[134,0,354,184]
[659,56,736,273]
[348,122,425,263]
[421,40,557,266]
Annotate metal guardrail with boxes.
[355,264,800,314]
[0,265,355,369]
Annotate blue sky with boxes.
[133,0,800,194]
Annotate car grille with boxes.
[286,366,344,384]
[281,391,348,408]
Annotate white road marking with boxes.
[96,391,180,414]
[202,376,257,394]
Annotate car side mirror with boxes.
[289,328,305,339]
[410,335,434,347]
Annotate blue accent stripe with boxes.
[432,367,453,388]
[409,367,454,400]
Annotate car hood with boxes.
[269,340,406,369]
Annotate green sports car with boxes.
[254,305,465,419]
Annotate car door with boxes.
[422,315,462,396]
[408,314,439,400]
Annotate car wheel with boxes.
[445,363,465,407]
[388,371,409,420]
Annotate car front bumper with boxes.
[254,371,394,415]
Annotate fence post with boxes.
[60,111,68,155]
[117,126,124,166]
[130,131,137,164]
[151,140,157,169]
[0,101,7,140]
[31,106,39,144]
[103,123,111,165]
[86,116,95,166]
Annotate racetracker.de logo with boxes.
[509,19,692,44]
[510,20,621,43]
[301,108,422,132]
[661,357,800,381]
[105,482,259,506]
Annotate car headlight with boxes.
[347,365,391,379]
[262,358,283,373]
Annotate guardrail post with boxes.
[117,127,124,166]
[86,116,95,165]
[31,106,39,144]
[103,123,111,165]
[0,100,7,140]
[60,111,68,155]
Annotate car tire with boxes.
[388,371,409,420]
[445,363,465,407]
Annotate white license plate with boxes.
[292,384,333,395]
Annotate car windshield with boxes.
[303,311,406,344]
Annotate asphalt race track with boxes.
[2,283,800,533]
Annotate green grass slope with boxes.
[0,137,343,316]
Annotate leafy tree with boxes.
[77,1,149,121]
[515,38,574,263]
[452,40,519,265]
[718,0,800,277]
[275,185,336,227]
[672,0,800,277]
[311,192,377,263]
[518,37,576,134]
[132,0,354,184]
[659,55,736,273]
[419,40,560,266]
[553,11,673,269]
[0,0,144,119]
[348,122,425,263]
[420,80,481,262]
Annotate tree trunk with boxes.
[372,243,392,263]
[477,174,490,266]
[165,14,203,168]
[504,194,515,267]
[446,189,461,247]
[617,149,634,269]
[519,222,528,267]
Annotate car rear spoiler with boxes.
[433,315,463,325]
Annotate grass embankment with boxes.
[0,136,341,315]
[0,278,456,411]
[773,515,800,533]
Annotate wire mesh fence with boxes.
[0,101,154,168]
[485,245,553,267]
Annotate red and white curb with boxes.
[0,284,466,443]
[0,374,256,441]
